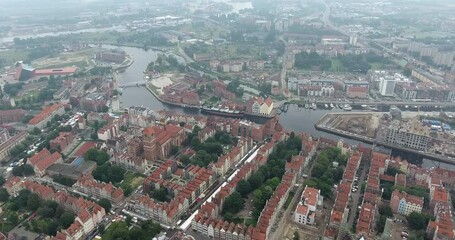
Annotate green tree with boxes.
[407,212,433,230]
[293,231,300,240]
[222,192,244,215]
[27,193,41,211]
[378,205,393,217]
[0,188,9,201]
[236,180,251,197]
[0,176,5,186]
[59,212,75,228]
[152,188,167,202]
[98,198,112,212]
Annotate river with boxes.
[114,45,454,170]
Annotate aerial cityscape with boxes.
[0,0,454,239]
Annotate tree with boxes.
[293,231,300,240]
[31,127,41,135]
[90,132,98,140]
[27,193,41,211]
[236,180,251,197]
[12,164,34,177]
[407,212,433,230]
[222,192,244,215]
[170,145,179,155]
[378,205,393,217]
[152,188,167,202]
[0,176,5,186]
[126,215,132,226]
[98,198,112,212]
[0,188,9,201]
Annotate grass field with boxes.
[121,172,145,193]
[283,191,295,209]
[33,48,95,69]
[0,49,30,64]
[330,59,343,72]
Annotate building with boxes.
[386,119,430,151]
[50,132,75,152]
[97,123,119,141]
[0,128,10,144]
[356,203,376,238]
[0,109,26,124]
[143,124,185,161]
[390,190,424,216]
[0,131,28,161]
[28,104,65,129]
[346,86,369,99]
[15,63,77,81]
[294,186,322,225]
[95,50,126,64]
[74,175,124,203]
[379,77,396,96]
[246,97,274,115]
[349,35,358,45]
[28,148,63,176]
[212,81,236,101]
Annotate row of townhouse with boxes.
[323,151,364,240]
[4,178,106,240]
[211,137,254,177]
[192,134,294,240]
[132,161,215,227]
[355,151,390,239]
[300,133,318,170]
[74,175,125,204]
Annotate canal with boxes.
[115,45,453,170]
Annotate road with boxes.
[270,149,319,238]
[346,160,369,227]
[297,98,455,107]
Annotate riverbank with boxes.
[315,112,455,165]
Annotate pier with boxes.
[315,112,455,165]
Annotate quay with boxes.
[315,112,455,165]
[289,99,455,108]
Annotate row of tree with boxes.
[305,147,347,198]
[101,220,162,240]
[222,134,302,224]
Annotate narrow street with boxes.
[347,159,369,227]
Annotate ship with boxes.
[312,103,317,110]
[330,103,334,108]
[324,104,329,109]
[200,106,244,118]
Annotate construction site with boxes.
[316,112,381,139]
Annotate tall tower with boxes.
[143,127,156,161]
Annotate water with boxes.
[114,45,454,170]
[0,26,125,44]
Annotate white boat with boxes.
[305,103,309,109]
[361,104,368,109]
[330,103,334,108]
[312,103,317,110]
[324,104,328,109]
[343,104,352,111]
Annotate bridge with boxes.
[119,81,147,88]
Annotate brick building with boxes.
[0,109,26,124]
[28,104,65,129]
[143,125,185,161]
[50,132,75,152]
